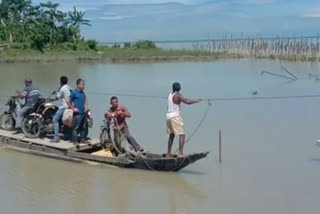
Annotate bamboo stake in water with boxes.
[219,130,222,163]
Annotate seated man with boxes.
[104,96,143,152]
[15,78,40,133]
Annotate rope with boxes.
[208,94,320,101]
[80,90,320,102]
[86,91,167,99]
[173,99,213,154]
[170,155,191,171]
[7,88,320,102]
[137,153,157,171]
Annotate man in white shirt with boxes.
[166,82,202,157]
[51,76,72,143]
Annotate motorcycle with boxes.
[22,92,93,139]
[99,118,126,155]
[0,96,21,130]
[0,95,48,131]
[21,92,58,138]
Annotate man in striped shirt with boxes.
[15,78,40,131]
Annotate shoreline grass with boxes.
[0,48,222,63]
[0,47,318,64]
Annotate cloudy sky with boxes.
[33,0,320,42]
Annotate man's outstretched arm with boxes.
[179,94,202,105]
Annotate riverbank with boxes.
[0,47,319,64]
[0,48,224,63]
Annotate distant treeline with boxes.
[110,40,157,49]
[0,0,97,51]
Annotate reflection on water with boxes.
[1,59,320,214]
[0,149,206,214]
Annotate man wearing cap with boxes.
[15,78,41,132]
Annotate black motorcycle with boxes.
[100,118,126,155]
[0,95,49,131]
[22,92,93,139]
[0,96,21,130]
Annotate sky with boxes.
[32,0,320,42]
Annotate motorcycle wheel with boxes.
[22,116,43,138]
[100,127,122,155]
[0,113,15,131]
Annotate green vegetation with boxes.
[0,0,95,51]
[133,40,156,49]
[110,40,157,49]
[0,1,318,63]
[0,1,236,63]
[0,46,223,63]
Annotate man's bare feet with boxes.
[178,154,185,158]
[166,153,174,158]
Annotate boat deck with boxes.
[0,129,100,152]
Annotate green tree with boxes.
[0,0,34,43]
[0,0,92,50]
[40,1,65,46]
[134,40,156,49]
[68,7,91,37]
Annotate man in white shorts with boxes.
[166,82,202,157]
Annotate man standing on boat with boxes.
[50,76,72,143]
[167,82,202,157]
[15,78,40,133]
[66,79,89,145]
[105,96,144,152]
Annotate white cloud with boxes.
[103,12,118,16]
[232,0,280,5]
[303,14,320,18]
[104,0,203,4]
[100,15,128,20]
[300,3,320,18]
[33,0,206,6]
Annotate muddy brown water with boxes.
[0,59,320,214]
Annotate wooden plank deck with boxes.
[0,129,101,151]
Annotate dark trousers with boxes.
[121,127,141,151]
[71,113,86,142]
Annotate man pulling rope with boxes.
[166,82,202,157]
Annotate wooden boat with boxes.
[0,129,208,171]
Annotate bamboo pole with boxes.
[219,130,222,163]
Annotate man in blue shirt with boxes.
[15,78,40,132]
[66,79,89,145]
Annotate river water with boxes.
[0,59,320,214]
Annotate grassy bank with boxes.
[0,47,230,63]
[1,46,316,64]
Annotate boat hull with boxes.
[0,129,208,171]
[131,152,209,171]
